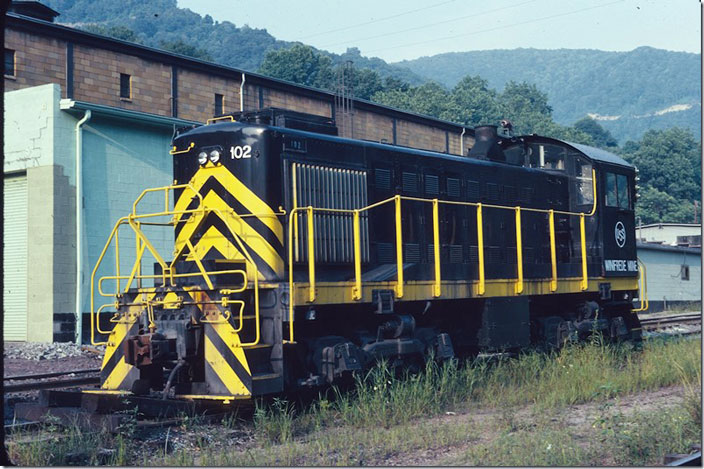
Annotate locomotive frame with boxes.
[88,109,647,401]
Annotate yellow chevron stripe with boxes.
[211,321,251,374]
[101,357,134,390]
[176,191,283,276]
[204,334,250,396]
[175,166,283,244]
[186,225,239,259]
[101,319,137,370]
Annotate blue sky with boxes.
[177,0,701,62]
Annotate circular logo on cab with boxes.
[614,221,626,248]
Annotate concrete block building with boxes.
[3,4,477,342]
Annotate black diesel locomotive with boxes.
[92,109,644,400]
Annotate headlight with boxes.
[209,149,221,163]
[198,151,208,165]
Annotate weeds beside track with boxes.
[6,335,701,466]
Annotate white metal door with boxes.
[3,174,28,341]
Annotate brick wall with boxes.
[73,44,172,116]
[178,68,241,122]
[259,86,332,117]
[4,29,66,95]
[5,23,471,154]
[397,119,448,153]
[346,108,394,143]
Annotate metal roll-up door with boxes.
[3,174,28,341]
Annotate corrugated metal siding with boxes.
[3,175,28,341]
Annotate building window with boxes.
[214,93,224,115]
[4,48,15,77]
[120,73,131,99]
[681,264,690,281]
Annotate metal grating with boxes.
[449,245,463,264]
[374,168,391,190]
[402,172,418,193]
[485,183,500,201]
[447,178,461,197]
[404,243,421,263]
[425,175,439,195]
[467,180,480,200]
[376,242,394,264]
[519,186,533,202]
[293,162,368,263]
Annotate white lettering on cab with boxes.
[230,145,252,159]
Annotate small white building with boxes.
[637,242,701,313]
[637,223,701,246]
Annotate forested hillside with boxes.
[39,0,701,224]
[398,48,701,143]
[42,0,424,83]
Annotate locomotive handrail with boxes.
[286,169,598,343]
[632,258,649,312]
[169,142,195,155]
[90,183,264,347]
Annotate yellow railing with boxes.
[90,183,262,347]
[632,258,649,312]
[286,169,599,343]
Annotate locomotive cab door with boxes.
[599,165,638,277]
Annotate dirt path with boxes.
[382,385,686,466]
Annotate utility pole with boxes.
[694,200,699,224]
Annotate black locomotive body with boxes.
[93,109,643,400]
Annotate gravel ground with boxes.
[4,342,104,377]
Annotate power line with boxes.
[363,0,625,56]
[297,0,459,40]
[320,0,539,49]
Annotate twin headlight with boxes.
[197,149,221,165]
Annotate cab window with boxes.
[617,174,630,209]
[605,172,631,209]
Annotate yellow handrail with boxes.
[394,195,404,299]
[90,182,266,347]
[352,210,362,301]
[285,169,600,342]
[476,203,485,295]
[432,199,441,297]
[170,142,194,155]
[514,207,523,294]
[632,258,649,312]
[548,209,558,292]
[307,206,316,303]
[206,115,235,124]
[579,214,588,291]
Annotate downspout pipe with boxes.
[75,109,91,345]
[460,127,466,156]
[240,72,246,112]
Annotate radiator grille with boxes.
[293,162,369,263]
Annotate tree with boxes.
[159,39,212,61]
[372,81,453,120]
[447,75,501,127]
[621,128,701,202]
[82,24,142,43]
[573,116,618,148]
[635,186,698,224]
[258,44,334,89]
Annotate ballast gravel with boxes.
[4,341,105,361]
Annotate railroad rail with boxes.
[4,368,100,393]
[638,312,701,332]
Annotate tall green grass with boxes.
[7,336,700,466]
[249,336,700,452]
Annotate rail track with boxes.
[4,368,101,393]
[638,312,701,333]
